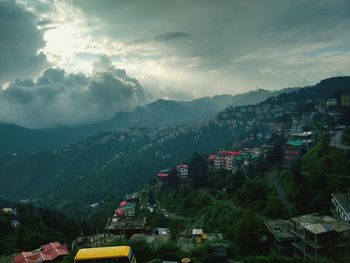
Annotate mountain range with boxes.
[0,89,285,156]
[0,77,349,218]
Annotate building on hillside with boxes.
[291,131,316,141]
[105,217,147,238]
[265,219,294,255]
[212,150,242,171]
[11,219,20,228]
[176,163,189,180]
[14,242,69,263]
[341,94,350,106]
[156,172,169,187]
[284,140,310,164]
[332,192,350,222]
[326,98,338,107]
[291,213,350,261]
[126,192,139,202]
[1,207,16,215]
[124,202,136,218]
[208,155,216,169]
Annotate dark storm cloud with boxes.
[136,32,190,43]
[0,67,148,128]
[154,32,190,42]
[73,0,350,90]
[0,0,48,84]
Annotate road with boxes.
[153,192,185,220]
[267,170,292,210]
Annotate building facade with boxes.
[332,192,350,222]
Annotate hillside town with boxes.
[1,90,350,262]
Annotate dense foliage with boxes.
[0,204,79,255]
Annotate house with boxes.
[332,192,350,222]
[291,131,315,140]
[11,219,20,228]
[124,202,136,218]
[126,193,139,201]
[326,98,338,107]
[341,94,350,106]
[176,163,189,180]
[156,172,169,186]
[1,207,16,215]
[154,227,170,235]
[14,242,69,263]
[291,213,350,261]
[284,140,309,163]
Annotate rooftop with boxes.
[14,242,68,263]
[291,213,350,235]
[286,139,308,147]
[265,219,294,241]
[217,150,242,157]
[157,173,169,177]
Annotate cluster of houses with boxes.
[105,193,147,237]
[208,146,270,173]
[155,163,190,187]
[265,191,350,261]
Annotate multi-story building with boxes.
[265,219,294,256]
[341,94,350,106]
[176,163,189,180]
[213,150,242,171]
[291,213,350,261]
[284,140,309,163]
[332,192,350,222]
[156,172,169,187]
[124,202,136,218]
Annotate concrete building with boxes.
[284,140,309,163]
[291,213,350,261]
[156,172,169,187]
[265,219,294,255]
[212,150,242,171]
[332,192,350,222]
[124,202,136,218]
[341,94,350,106]
[176,163,189,180]
[105,217,147,238]
[326,98,338,107]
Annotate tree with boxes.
[263,193,289,218]
[233,210,265,256]
[167,167,181,189]
[154,242,181,261]
[291,158,302,185]
[189,153,209,187]
[267,134,285,166]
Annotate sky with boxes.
[1,0,350,128]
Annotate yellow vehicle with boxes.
[74,246,136,263]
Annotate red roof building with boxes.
[14,242,69,263]
[157,173,169,177]
[120,201,128,207]
[115,208,125,216]
[212,150,242,171]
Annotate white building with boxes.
[176,163,189,179]
[332,192,350,222]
